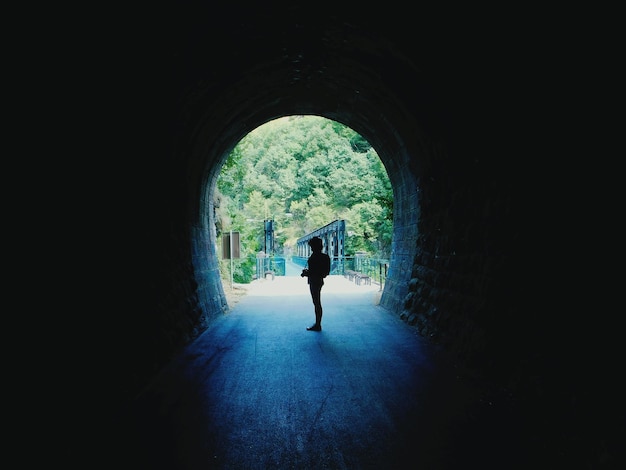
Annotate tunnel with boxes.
[53,5,620,468]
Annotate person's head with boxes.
[308,236,323,252]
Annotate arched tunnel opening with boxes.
[55,5,619,468]
[202,113,410,320]
[212,115,393,295]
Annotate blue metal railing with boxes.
[291,255,388,284]
[256,256,286,277]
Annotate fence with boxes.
[292,255,389,287]
[255,255,286,279]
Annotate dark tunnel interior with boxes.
[45,4,622,468]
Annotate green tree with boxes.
[216,115,393,283]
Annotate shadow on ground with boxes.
[110,275,531,469]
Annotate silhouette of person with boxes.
[301,236,331,331]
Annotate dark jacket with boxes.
[307,251,331,285]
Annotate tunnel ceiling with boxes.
[169,6,455,161]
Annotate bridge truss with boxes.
[296,220,346,270]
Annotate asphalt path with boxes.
[117,271,527,469]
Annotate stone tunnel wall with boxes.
[113,8,527,403]
[402,171,518,374]
[58,6,619,467]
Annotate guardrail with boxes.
[291,255,388,288]
[255,256,286,278]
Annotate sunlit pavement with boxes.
[117,273,529,469]
[247,273,382,295]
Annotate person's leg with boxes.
[314,290,322,326]
[307,284,322,331]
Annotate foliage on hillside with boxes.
[216,115,392,282]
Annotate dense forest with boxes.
[215,115,392,282]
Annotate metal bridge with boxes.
[295,220,346,273]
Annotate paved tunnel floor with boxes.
[114,274,530,469]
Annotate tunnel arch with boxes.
[184,69,445,324]
[56,7,613,466]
